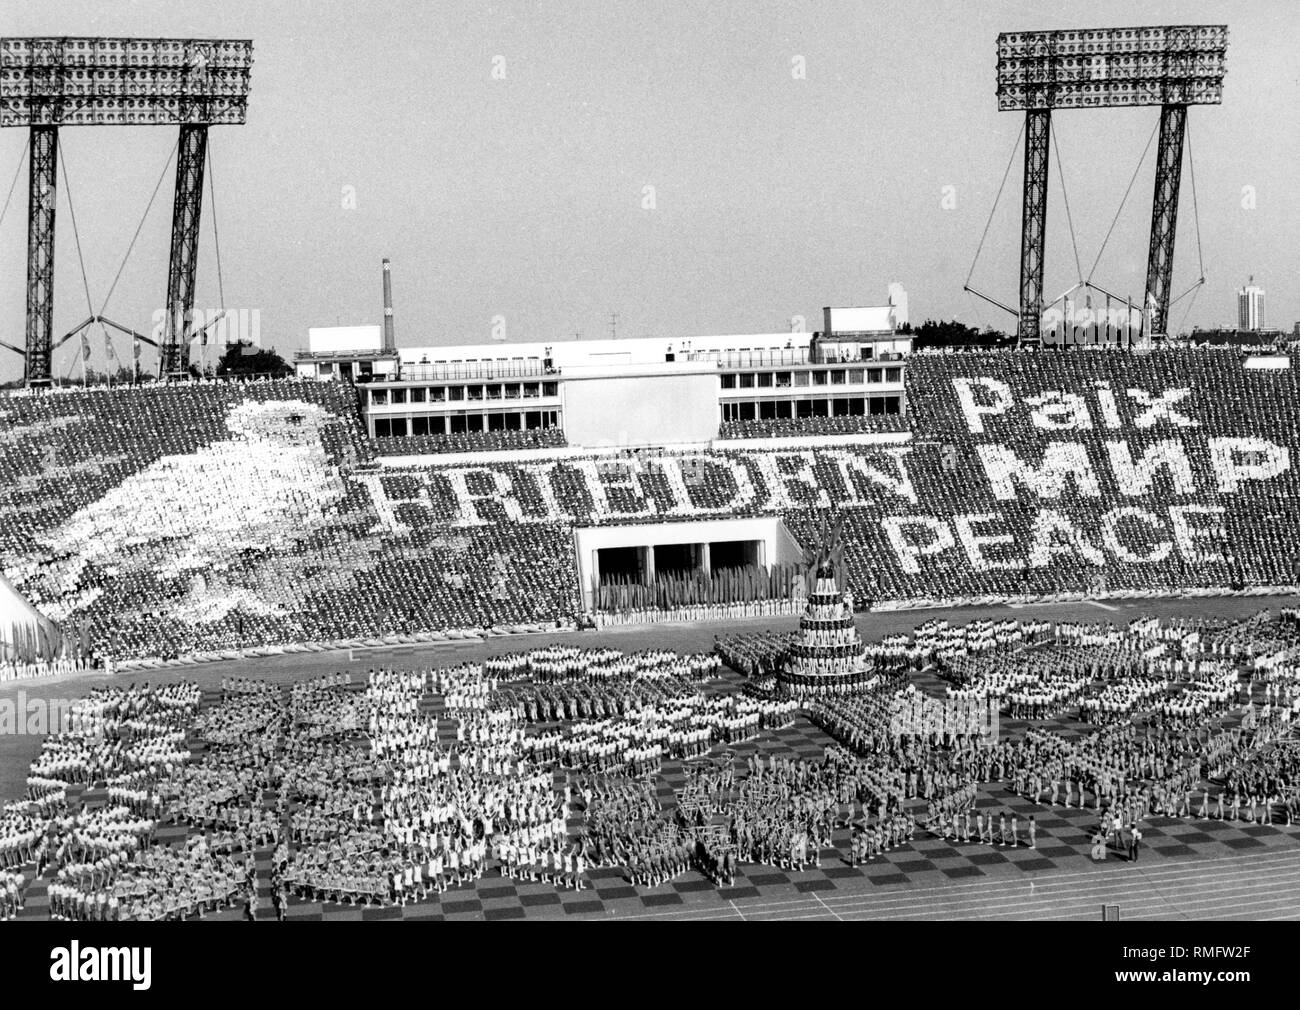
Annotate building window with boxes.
[848,369,864,384]
[409,387,426,403]
[412,416,429,436]
[738,373,755,389]
[757,372,774,388]
[721,374,737,389]
[449,386,464,401]
[776,371,792,387]
[867,368,883,384]
[374,418,391,437]
[885,367,902,383]
[543,382,558,397]
[812,370,828,386]
[794,371,811,387]
[391,388,407,405]
[830,370,846,385]
[431,416,446,434]
[467,384,484,401]
[391,418,408,437]
[371,390,388,406]
[504,383,520,399]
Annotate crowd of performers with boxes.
[802,612,1300,854]
[578,746,918,885]
[0,646,800,918]
[0,655,98,685]
[2,612,1300,919]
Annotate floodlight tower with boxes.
[995,26,1227,346]
[0,37,253,385]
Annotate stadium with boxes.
[3,321,1300,921]
[4,330,1300,659]
[2,14,1299,928]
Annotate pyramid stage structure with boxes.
[778,513,879,699]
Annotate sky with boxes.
[1,0,1297,381]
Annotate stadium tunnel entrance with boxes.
[592,540,764,586]
[575,518,803,615]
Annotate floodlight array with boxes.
[0,37,253,126]
[996,25,1226,111]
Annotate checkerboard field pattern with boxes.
[13,658,1300,922]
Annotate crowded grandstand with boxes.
[2,345,1298,663]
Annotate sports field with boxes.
[5,593,1299,921]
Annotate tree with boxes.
[216,341,292,378]
[899,319,1015,350]
[80,366,137,385]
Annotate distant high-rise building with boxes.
[1237,277,1265,331]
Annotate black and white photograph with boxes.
[0,0,1296,984]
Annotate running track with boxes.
[606,849,1300,921]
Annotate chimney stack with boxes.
[382,258,395,352]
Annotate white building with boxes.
[295,325,399,381]
[294,287,912,448]
[1238,278,1266,332]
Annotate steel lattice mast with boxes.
[1145,102,1188,337]
[24,124,57,382]
[0,36,253,385]
[995,25,1227,346]
[1018,109,1050,348]
[161,124,210,376]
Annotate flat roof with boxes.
[295,349,399,361]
